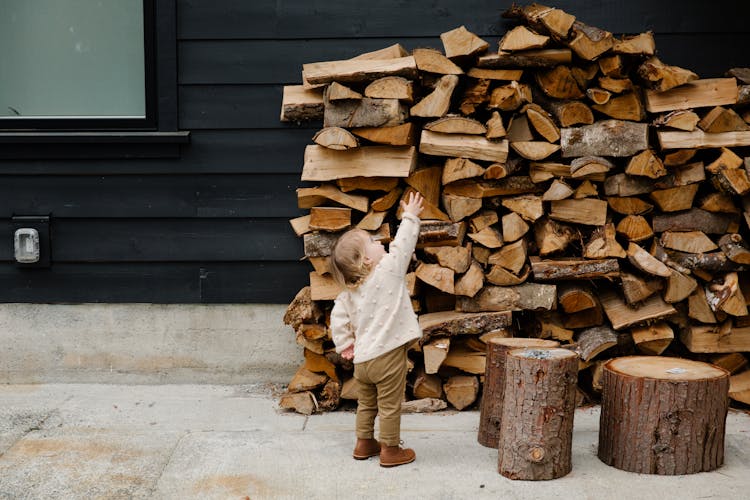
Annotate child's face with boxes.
[363,235,386,267]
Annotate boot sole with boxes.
[353,452,380,460]
[379,456,415,468]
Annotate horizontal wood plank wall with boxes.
[1,0,749,302]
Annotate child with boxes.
[329,191,424,468]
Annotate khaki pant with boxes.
[353,343,409,447]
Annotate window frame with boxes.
[0,0,158,131]
[0,0,187,159]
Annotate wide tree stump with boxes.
[497,348,578,480]
[598,356,729,475]
[478,338,559,448]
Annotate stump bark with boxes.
[598,356,729,475]
[497,348,578,480]
[478,338,559,448]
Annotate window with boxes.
[0,0,156,130]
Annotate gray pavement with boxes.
[0,384,748,499]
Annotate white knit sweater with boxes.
[330,212,422,363]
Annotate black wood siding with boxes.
[1,0,749,303]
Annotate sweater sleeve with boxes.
[386,212,421,275]
[330,293,355,353]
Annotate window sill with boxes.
[0,131,190,159]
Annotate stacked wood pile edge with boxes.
[279,3,750,415]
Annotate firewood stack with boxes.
[279,3,750,415]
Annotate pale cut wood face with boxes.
[607,356,728,381]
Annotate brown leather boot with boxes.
[379,444,416,467]
[352,438,381,460]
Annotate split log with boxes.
[309,207,351,231]
[417,221,466,248]
[412,47,463,75]
[411,75,460,118]
[440,25,490,60]
[652,209,735,234]
[303,232,339,258]
[489,82,532,111]
[574,326,618,361]
[289,215,311,237]
[549,199,607,226]
[357,210,388,231]
[600,290,677,330]
[616,215,654,242]
[511,141,560,160]
[718,234,750,264]
[302,145,416,181]
[337,177,398,193]
[350,122,419,146]
[524,103,560,142]
[712,353,748,374]
[283,286,323,330]
[280,85,324,122]
[603,173,654,197]
[631,322,673,355]
[570,156,614,179]
[297,184,369,212]
[561,120,648,157]
[573,180,598,199]
[423,338,450,374]
[442,177,538,198]
[490,239,528,275]
[548,100,594,127]
[644,78,738,113]
[309,272,341,301]
[688,288,718,324]
[425,116,486,135]
[682,323,750,353]
[712,167,750,195]
[584,224,626,258]
[324,97,408,128]
[530,257,619,281]
[442,158,485,185]
[706,147,743,173]
[459,78,491,115]
[455,261,485,297]
[424,246,471,273]
[627,243,672,277]
[663,269,698,303]
[279,391,317,415]
[650,184,699,212]
[303,56,418,85]
[419,130,509,163]
[486,264,530,286]
[625,149,666,179]
[364,76,414,102]
[598,356,728,475]
[443,375,479,411]
[478,338,559,448]
[598,76,634,94]
[326,82,362,101]
[418,310,512,339]
[557,283,598,313]
[502,3,576,39]
[457,283,557,312]
[498,348,578,480]
[567,20,613,60]
[637,56,698,92]
[660,231,718,254]
[658,129,750,149]
[535,65,584,99]
[534,217,576,256]
[698,106,750,133]
[443,343,486,374]
[607,197,653,215]
[503,212,531,243]
[499,25,550,51]
[592,92,644,121]
[478,49,572,69]
[415,263,455,294]
[401,398,448,413]
[620,272,662,305]
[485,111,507,139]
[653,110,700,131]
[371,186,403,211]
[542,179,574,201]
[412,368,443,399]
[467,68,523,81]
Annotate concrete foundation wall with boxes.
[0,304,301,384]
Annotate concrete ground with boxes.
[0,384,748,500]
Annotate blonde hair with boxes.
[330,229,373,289]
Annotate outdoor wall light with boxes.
[14,228,40,264]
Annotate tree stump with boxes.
[598,356,729,475]
[498,348,578,480]
[478,338,559,448]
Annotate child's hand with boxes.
[400,191,424,218]
[341,345,354,360]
